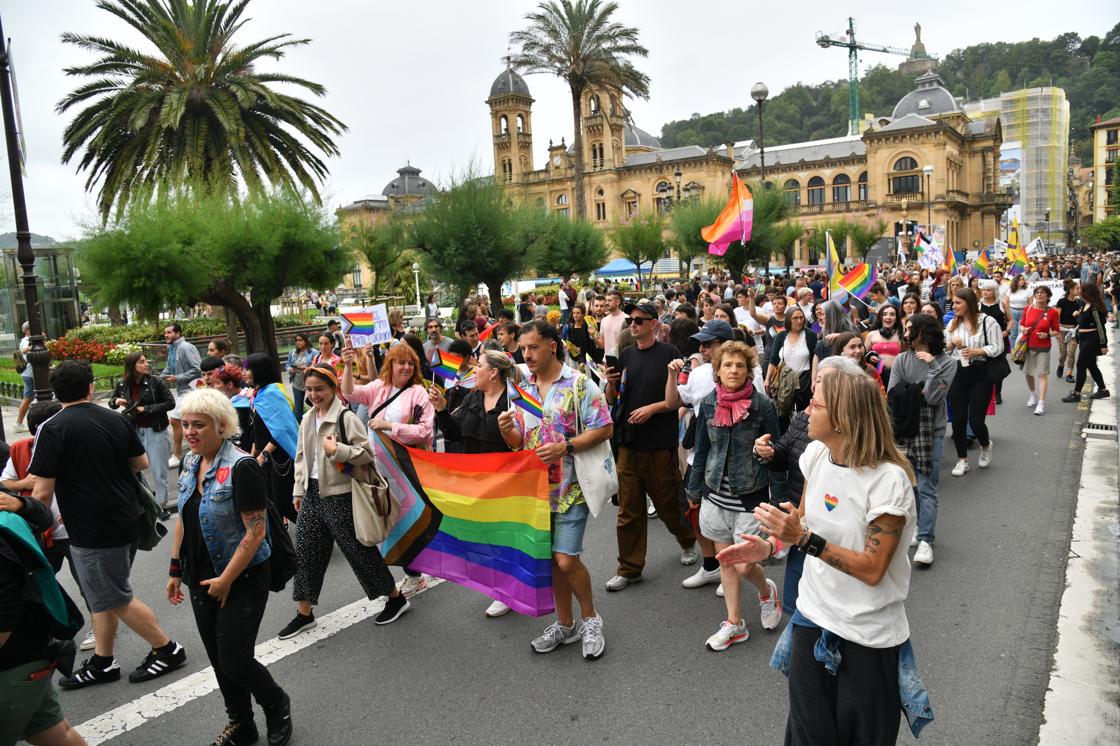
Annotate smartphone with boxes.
[605,355,619,371]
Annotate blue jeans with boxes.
[1009,307,1024,352]
[783,545,805,616]
[915,434,943,543]
[292,387,306,421]
[137,426,171,507]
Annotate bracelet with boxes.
[169,558,183,578]
[803,532,827,558]
[767,537,784,559]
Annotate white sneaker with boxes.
[758,578,782,630]
[1034,401,1045,416]
[682,566,721,588]
[79,629,96,651]
[484,599,511,618]
[14,422,28,433]
[605,574,640,592]
[914,541,934,566]
[530,620,581,654]
[910,536,919,548]
[978,441,993,468]
[679,546,699,566]
[167,455,181,469]
[1027,393,1038,408]
[951,459,969,477]
[705,620,749,651]
[400,575,427,597]
[646,498,657,517]
[716,582,725,598]
[580,614,606,659]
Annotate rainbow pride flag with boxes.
[838,262,876,300]
[1008,247,1027,276]
[702,173,753,256]
[507,379,544,420]
[433,349,466,384]
[341,310,377,336]
[478,321,501,341]
[972,249,990,278]
[942,246,957,274]
[370,434,554,616]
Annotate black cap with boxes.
[691,319,735,343]
[623,301,658,319]
[327,319,340,328]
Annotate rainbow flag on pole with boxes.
[942,245,957,274]
[370,434,554,616]
[433,349,466,385]
[1008,247,1027,276]
[507,379,544,421]
[837,262,876,300]
[702,173,753,256]
[972,249,990,278]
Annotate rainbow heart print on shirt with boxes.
[823,493,839,512]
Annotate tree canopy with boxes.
[610,212,666,289]
[528,213,609,281]
[668,198,721,277]
[58,0,346,220]
[1081,216,1120,252]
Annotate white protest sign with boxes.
[340,304,393,346]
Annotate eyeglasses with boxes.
[629,317,652,326]
[808,398,827,411]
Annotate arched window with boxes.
[589,95,600,114]
[594,188,606,221]
[832,173,851,204]
[556,193,570,218]
[516,114,525,133]
[784,179,800,207]
[807,176,825,206]
[501,159,513,184]
[556,194,569,206]
[891,157,921,194]
[499,115,508,135]
[654,180,672,214]
[591,142,605,169]
[857,172,868,201]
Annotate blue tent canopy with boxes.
[595,257,642,277]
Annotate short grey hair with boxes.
[980,279,999,292]
[177,388,241,439]
[819,355,863,375]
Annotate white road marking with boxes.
[73,578,444,745]
[1038,326,1120,744]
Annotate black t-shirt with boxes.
[1055,297,1082,326]
[617,341,680,451]
[437,390,512,454]
[181,458,269,591]
[29,403,145,549]
[0,556,51,670]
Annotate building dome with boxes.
[489,67,531,98]
[892,72,959,119]
[382,164,434,197]
[624,123,661,149]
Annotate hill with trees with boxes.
[660,24,1120,164]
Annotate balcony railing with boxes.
[787,200,868,216]
[946,189,970,204]
[884,192,923,204]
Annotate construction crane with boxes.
[816,18,923,136]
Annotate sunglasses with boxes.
[699,339,717,348]
[629,317,653,326]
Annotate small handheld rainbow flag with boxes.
[1008,247,1027,277]
[478,321,501,341]
[971,249,990,278]
[507,379,543,421]
[837,262,876,300]
[702,173,753,256]
[341,309,377,336]
[433,349,466,384]
[455,366,477,390]
[942,247,957,274]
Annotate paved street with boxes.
[6,352,1114,746]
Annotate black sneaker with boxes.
[213,720,260,746]
[1057,366,1064,378]
[1065,375,1075,383]
[264,691,292,746]
[1090,388,1111,400]
[128,641,187,683]
[58,657,121,690]
[374,593,411,625]
[1061,392,1081,403]
[277,612,316,640]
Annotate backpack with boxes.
[766,363,798,417]
[13,348,26,374]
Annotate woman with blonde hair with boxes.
[428,350,525,617]
[342,341,434,599]
[719,368,929,745]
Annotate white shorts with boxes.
[699,500,763,545]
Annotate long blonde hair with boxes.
[820,368,916,484]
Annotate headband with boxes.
[306,364,339,389]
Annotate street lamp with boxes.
[674,166,682,202]
[411,261,421,309]
[751,82,769,186]
[922,165,934,235]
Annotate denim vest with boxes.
[686,390,779,500]
[177,440,271,575]
[770,610,935,738]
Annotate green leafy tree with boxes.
[611,212,666,290]
[1082,215,1120,251]
[345,217,413,297]
[773,222,806,269]
[529,214,608,281]
[77,188,349,358]
[510,0,649,219]
[846,219,889,260]
[668,198,721,278]
[58,0,346,220]
[827,221,852,264]
[410,175,530,308]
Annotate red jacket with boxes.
[1020,305,1060,350]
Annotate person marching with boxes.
[1018,285,1060,417]
[243,354,300,522]
[945,289,1003,475]
[1061,282,1111,402]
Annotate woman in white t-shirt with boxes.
[718,368,917,745]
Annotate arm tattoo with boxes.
[238,509,267,551]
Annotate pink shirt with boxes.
[599,311,627,356]
[347,380,434,447]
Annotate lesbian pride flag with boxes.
[370,434,554,616]
[702,173,753,256]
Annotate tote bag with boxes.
[337,410,399,547]
[571,374,618,518]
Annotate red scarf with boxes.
[713,380,754,428]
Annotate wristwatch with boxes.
[565,439,575,455]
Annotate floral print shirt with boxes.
[517,365,612,513]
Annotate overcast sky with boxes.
[0,0,1110,240]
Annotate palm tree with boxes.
[510,0,649,219]
[58,0,346,220]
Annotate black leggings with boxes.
[190,569,284,723]
[1075,340,1105,392]
[948,363,991,458]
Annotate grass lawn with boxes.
[0,360,134,390]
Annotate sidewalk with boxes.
[1038,324,1120,745]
